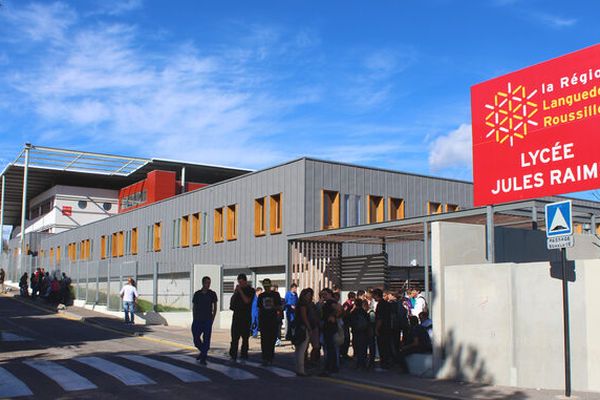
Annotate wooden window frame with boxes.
[56,246,61,264]
[321,190,340,230]
[214,208,224,243]
[112,232,118,258]
[117,231,124,257]
[153,222,162,252]
[269,193,282,234]
[191,213,200,246]
[427,201,443,215]
[367,195,384,224]
[445,203,459,213]
[388,197,405,221]
[131,228,138,255]
[226,204,238,241]
[181,215,190,248]
[254,198,266,237]
[100,236,107,259]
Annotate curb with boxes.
[330,374,464,400]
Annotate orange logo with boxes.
[485,83,538,146]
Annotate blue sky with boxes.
[0,0,598,192]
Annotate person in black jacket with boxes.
[229,274,255,361]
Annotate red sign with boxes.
[471,44,600,206]
[62,206,72,216]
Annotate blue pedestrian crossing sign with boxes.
[545,200,573,238]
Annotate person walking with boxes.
[192,276,218,365]
[251,287,263,338]
[284,283,298,341]
[294,288,313,376]
[0,268,5,293]
[229,273,255,361]
[119,277,138,324]
[257,278,282,365]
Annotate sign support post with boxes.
[561,246,571,398]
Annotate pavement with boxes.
[1,287,598,400]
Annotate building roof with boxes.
[0,144,252,227]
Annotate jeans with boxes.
[323,328,337,373]
[260,321,278,362]
[230,315,251,359]
[123,301,135,323]
[294,327,310,374]
[192,320,213,361]
[251,313,259,337]
[285,312,295,340]
[352,330,368,368]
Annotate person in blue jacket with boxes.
[284,283,298,341]
[251,287,263,337]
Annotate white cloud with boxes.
[2,1,77,43]
[534,13,577,28]
[1,2,324,169]
[428,123,472,172]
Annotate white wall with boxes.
[431,221,600,393]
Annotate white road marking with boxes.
[119,355,210,383]
[23,360,97,392]
[213,354,296,378]
[1,332,33,342]
[0,366,33,398]
[165,354,257,380]
[75,357,156,386]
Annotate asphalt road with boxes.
[0,296,436,400]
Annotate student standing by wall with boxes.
[257,278,282,366]
[192,276,218,365]
[284,283,298,341]
[229,274,255,361]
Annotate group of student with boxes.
[189,273,432,377]
[18,269,72,305]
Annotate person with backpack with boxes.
[19,273,29,297]
[257,278,282,365]
[340,291,356,359]
[411,289,428,317]
[350,298,369,369]
[293,288,313,376]
[229,274,255,361]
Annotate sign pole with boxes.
[561,247,572,398]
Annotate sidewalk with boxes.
[5,289,597,400]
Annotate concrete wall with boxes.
[432,221,600,393]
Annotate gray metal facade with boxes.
[38,158,475,275]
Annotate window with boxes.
[172,218,180,248]
[445,203,459,213]
[100,235,107,259]
[254,198,266,236]
[68,243,76,262]
[428,201,443,215]
[214,208,224,243]
[226,204,238,241]
[153,222,162,252]
[202,212,208,244]
[343,194,350,227]
[49,248,54,263]
[181,215,190,247]
[56,246,61,264]
[192,213,200,246]
[112,233,118,258]
[368,195,384,224]
[389,197,405,221]
[131,228,138,255]
[146,225,153,252]
[356,195,362,225]
[322,190,340,230]
[78,200,87,209]
[270,193,282,234]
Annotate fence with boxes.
[1,253,191,313]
